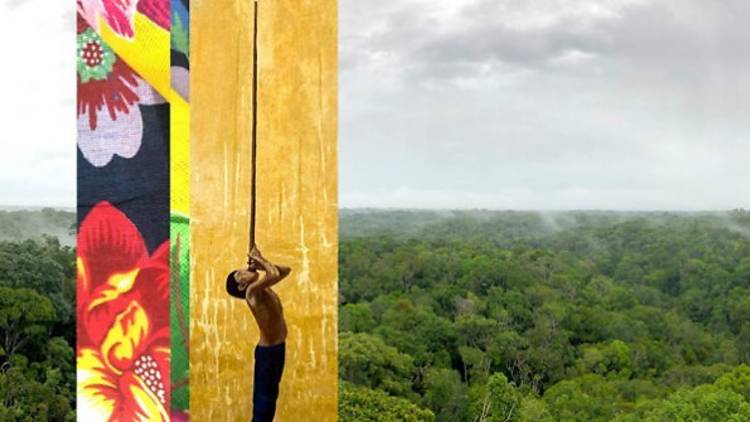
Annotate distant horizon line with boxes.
[0,205,75,211]
[340,207,746,213]
[3,205,746,214]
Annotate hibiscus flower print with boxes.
[77,201,170,421]
[77,0,138,39]
[77,14,165,167]
[77,0,169,40]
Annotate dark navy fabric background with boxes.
[77,103,170,254]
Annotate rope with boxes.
[248,0,259,265]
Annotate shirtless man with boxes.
[227,246,291,422]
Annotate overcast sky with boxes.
[340,0,750,210]
[1,0,75,208]
[2,1,748,210]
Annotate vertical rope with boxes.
[248,0,259,263]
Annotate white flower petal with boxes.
[77,105,143,167]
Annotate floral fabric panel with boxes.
[76,1,172,420]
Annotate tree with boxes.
[729,290,750,333]
[340,303,376,333]
[519,395,554,422]
[544,375,622,421]
[42,337,75,402]
[472,373,522,422]
[0,360,74,421]
[715,365,750,402]
[376,300,456,369]
[644,385,750,421]
[0,228,75,420]
[339,332,416,398]
[339,381,435,422]
[578,340,633,380]
[422,368,470,422]
[0,239,75,324]
[0,287,55,359]
[738,323,750,364]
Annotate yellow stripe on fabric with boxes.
[99,14,171,100]
[98,11,190,213]
[171,96,190,214]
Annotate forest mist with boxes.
[0,208,75,246]
[340,208,750,240]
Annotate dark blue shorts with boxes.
[252,342,286,422]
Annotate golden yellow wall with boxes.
[190,0,338,420]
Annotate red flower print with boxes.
[76,14,165,167]
[77,0,170,38]
[138,0,171,30]
[77,0,138,39]
[77,201,170,421]
[77,14,139,132]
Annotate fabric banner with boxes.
[76,0,181,419]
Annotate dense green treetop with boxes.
[0,236,75,421]
[339,210,750,421]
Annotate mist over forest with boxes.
[0,208,75,246]
[340,208,750,241]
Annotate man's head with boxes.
[226,269,259,299]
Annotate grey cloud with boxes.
[343,0,750,84]
[340,0,750,210]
